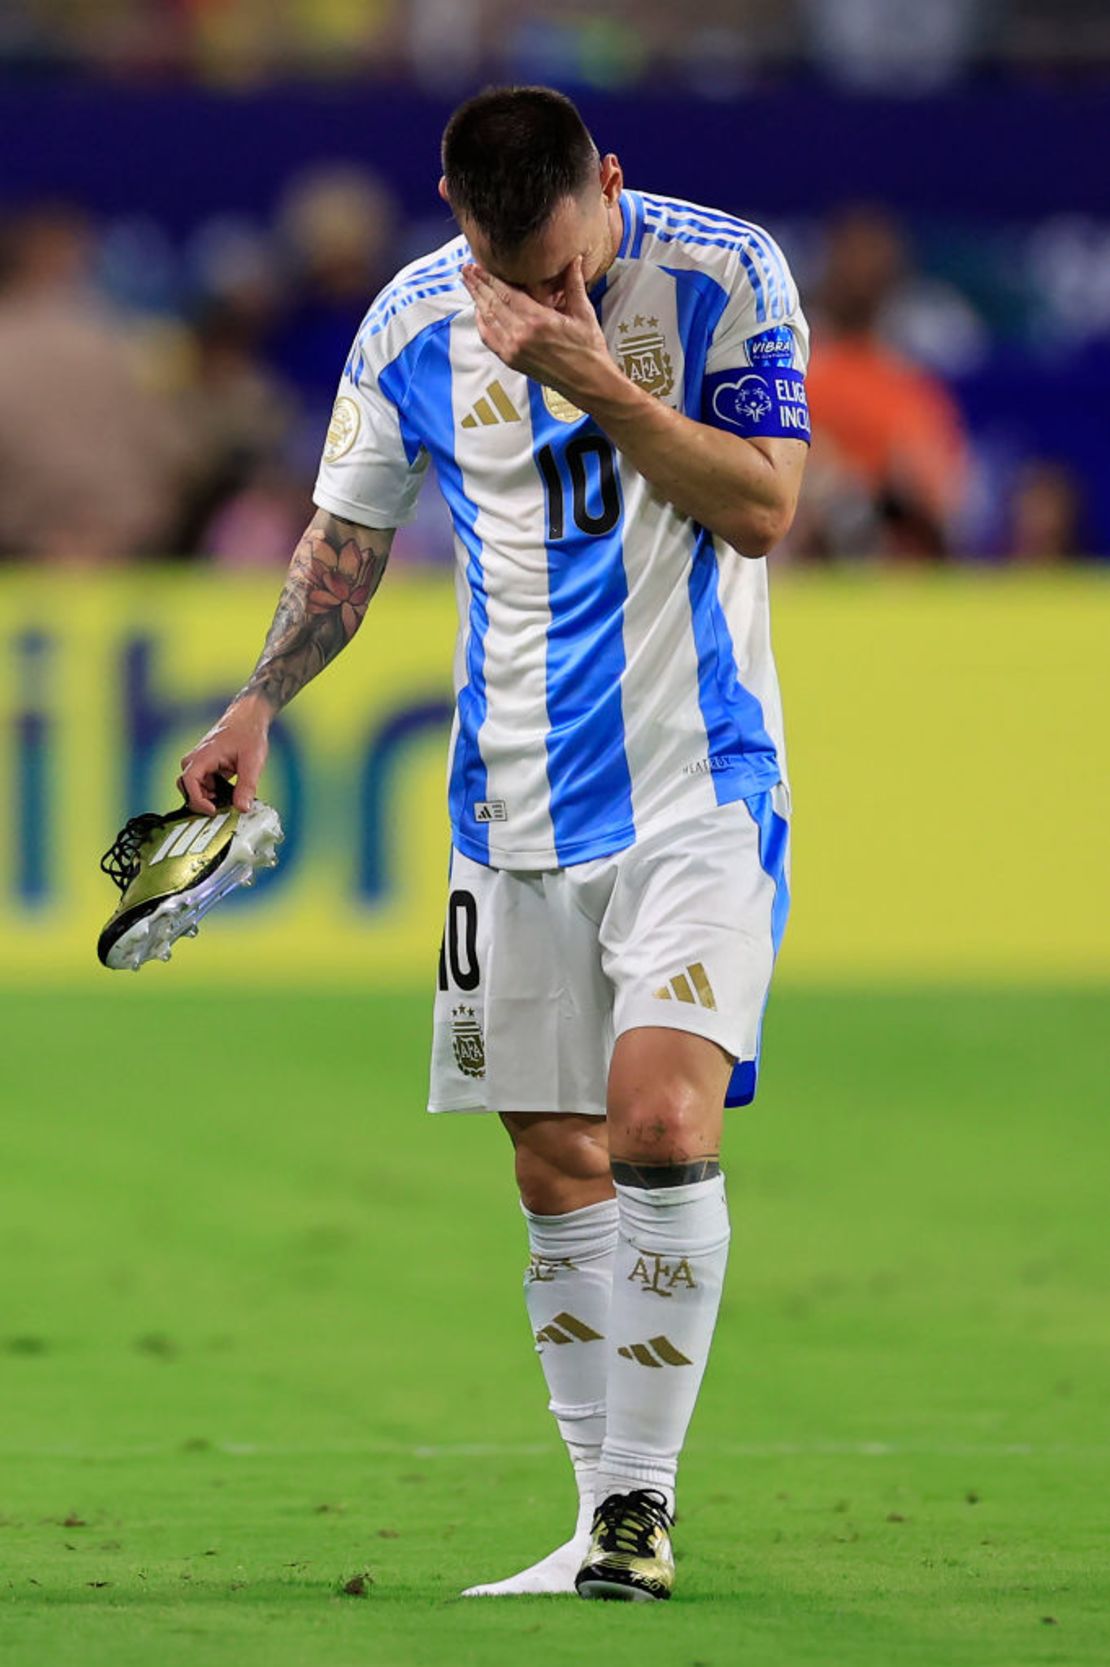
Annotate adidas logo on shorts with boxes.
[652,961,717,1009]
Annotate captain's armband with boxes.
[703,326,810,443]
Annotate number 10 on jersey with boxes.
[536,436,621,541]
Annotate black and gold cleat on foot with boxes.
[574,1488,675,1602]
[97,782,283,971]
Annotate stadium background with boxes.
[2,6,1108,1664]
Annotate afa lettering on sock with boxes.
[627,1255,698,1297]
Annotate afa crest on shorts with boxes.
[451,1005,486,1078]
[617,316,674,399]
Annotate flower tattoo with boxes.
[302,529,376,637]
[237,513,393,712]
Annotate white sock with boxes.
[522,1195,618,1523]
[461,1197,617,1596]
[596,1176,731,1518]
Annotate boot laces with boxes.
[100,781,233,892]
[593,1489,671,1555]
[99,811,180,893]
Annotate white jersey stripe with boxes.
[452,336,557,863]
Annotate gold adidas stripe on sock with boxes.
[551,1311,603,1341]
[648,1335,692,1366]
[617,1335,693,1368]
[619,1342,663,1367]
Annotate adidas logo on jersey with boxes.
[460,381,522,429]
[652,961,717,1009]
[534,1311,604,1348]
[617,1335,693,1369]
[473,799,507,822]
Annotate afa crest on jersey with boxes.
[617,316,675,399]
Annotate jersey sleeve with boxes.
[702,230,811,445]
[313,342,430,528]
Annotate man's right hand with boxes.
[175,513,393,816]
[178,694,273,815]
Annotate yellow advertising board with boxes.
[1,568,1107,986]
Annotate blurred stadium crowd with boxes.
[6,0,1110,88]
[1,0,1107,568]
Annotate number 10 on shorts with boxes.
[438,887,480,993]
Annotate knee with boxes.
[504,1115,612,1216]
[607,1029,728,1166]
[608,1074,715,1165]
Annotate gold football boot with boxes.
[574,1489,675,1602]
[97,785,283,970]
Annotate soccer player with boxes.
[178,86,809,1601]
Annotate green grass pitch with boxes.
[1,985,1107,1666]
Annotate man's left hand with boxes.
[461,257,619,408]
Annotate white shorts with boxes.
[427,788,790,1117]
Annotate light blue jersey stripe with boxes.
[617,192,634,259]
[376,242,468,300]
[747,789,791,955]
[641,194,788,284]
[345,245,468,381]
[355,244,470,346]
[731,220,792,315]
[645,221,770,322]
[677,223,785,322]
[617,190,646,261]
[687,203,792,302]
[364,278,463,340]
[667,266,730,416]
[528,384,635,864]
[641,195,787,322]
[642,195,792,318]
[686,527,778,806]
[725,788,791,1107]
[629,191,647,258]
[380,320,491,859]
[672,257,783,795]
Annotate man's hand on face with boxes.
[461,256,619,408]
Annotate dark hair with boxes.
[441,85,599,252]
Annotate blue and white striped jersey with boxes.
[314,189,810,871]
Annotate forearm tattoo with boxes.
[610,1158,722,1189]
[236,511,393,712]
